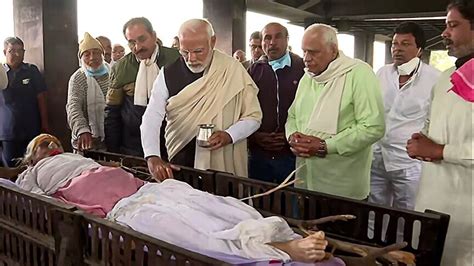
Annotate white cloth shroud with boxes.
[107,179,299,262]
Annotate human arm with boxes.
[0,166,26,182]
[407,132,473,167]
[288,132,327,158]
[104,67,124,153]
[208,82,262,150]
[140,70,180,181]
[285,84,324,157]
[66,71,93,150]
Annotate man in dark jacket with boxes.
[247,23,305,183]
[1,37,49,167]
[105,17,180,157]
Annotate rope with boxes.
[240,163,306,201]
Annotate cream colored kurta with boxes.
[415,67,473,266]
[165,50,262,177]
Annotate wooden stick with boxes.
[240,163,306,201]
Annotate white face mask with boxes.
[397,49,421,76]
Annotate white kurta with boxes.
[415,67,473,266]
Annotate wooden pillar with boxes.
[354,31,375,66]
[421,49,431,65]
[203,0,246,55]
[13,0,78,150]
[385,40,393,64]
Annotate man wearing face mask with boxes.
[66,32,110,152]
[407,0,473,264]
[141,19,262,182]
[105,17,180,157]
[369,22,440,210]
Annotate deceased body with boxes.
[1,134,330,264]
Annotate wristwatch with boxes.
[317,139,327,156]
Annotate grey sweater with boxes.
[66,68,109,142]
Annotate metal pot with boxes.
[196,124,215,148]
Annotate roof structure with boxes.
[247,0,449,49]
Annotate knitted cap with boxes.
[78,32,104,58]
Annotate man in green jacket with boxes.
[105,17,180,157]
[286,24,385,200]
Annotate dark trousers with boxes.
[1,140,29,167]
[248,150,296,184]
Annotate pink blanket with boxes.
[53,166,144,217]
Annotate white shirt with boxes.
[415,66,473,265]
[373,62,440,171]
[141,68,260,158]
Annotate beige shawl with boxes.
[306,52,358,135]
[165,50,262,176]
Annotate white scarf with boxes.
[134,45,160,106]
[306,51,358,135]
[82,65,108,140]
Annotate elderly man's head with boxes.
[178,19,216,73]
[248,31,263,61]
[79,32,104,70]
[262,23,289,61]
[442,0,474,58]
[112,44,125,61]
[23,134,64,166]
[123,17,157,60]
[391,22,425,66]
[3,37,25,69]
[302,24,339,75]
[96,36,112,63]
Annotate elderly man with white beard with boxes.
[66,32,109,151]
[141,19,262,181]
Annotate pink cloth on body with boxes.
[52,166,144,217]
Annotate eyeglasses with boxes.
[179,48,205,58]
[127,35,149,49]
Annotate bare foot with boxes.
[270,231,328,263]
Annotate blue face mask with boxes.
[84,63,108,77]
[268,52,291,71]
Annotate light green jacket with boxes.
[286,61,385,199]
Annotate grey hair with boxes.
[305,23,339,47]
[4,36,24,49]
[178,19,215,38]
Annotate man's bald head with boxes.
[302,24,339,75]
[177,19,216,73]
[304,24,339,47]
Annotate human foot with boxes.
[270,231,328,263]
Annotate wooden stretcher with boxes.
[84,150,449,266]
[0,150,450,265]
